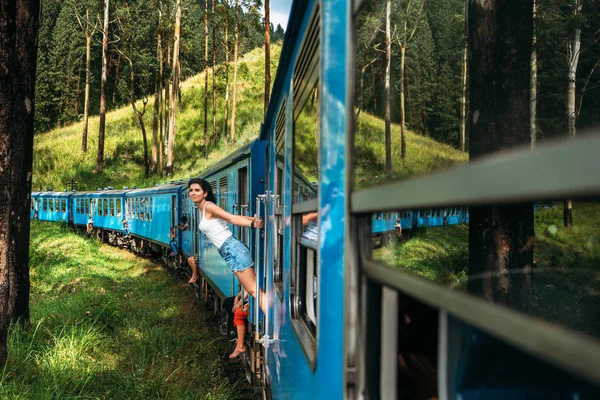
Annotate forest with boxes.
[355,0,600,156]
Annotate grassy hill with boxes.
[33,42,468,192]
[33,45,282,192]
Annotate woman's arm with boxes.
[206,203,264,228]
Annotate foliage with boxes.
[32,45,282,191]
[0,221,249,399]
[34,0,271,133]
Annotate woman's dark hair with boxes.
[188,177,216,203]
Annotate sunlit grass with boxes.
[0,221,246,399]
[354,112,468,189]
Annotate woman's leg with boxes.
[169,241,177,255]
[187,256,199,283]
[235,267,267,313]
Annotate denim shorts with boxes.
[217,236,254,273]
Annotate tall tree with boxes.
[204,0,209,158]
[468,0,534,313]
[223,0,230,146]
[264,0,271,116]
[0,0,40,366]
[72,1,99,153]
[166,0,181,175]
[152,7,163,174]
[96,0,109,173]
[115,3,154,178]
[530,0,537,149]
[396,0,425,160]
[564,0,583,228]
[384,0,392,176]
[212,0,217,147]
[460,0,468,151]
[230,0,239,145]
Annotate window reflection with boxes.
[371,201,600,339]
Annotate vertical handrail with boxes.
[263,191,271,348]
[254,195,262,340]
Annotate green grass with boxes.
[374,202,600,338]
[354,112,468,189]
[0,220,249,399]
[32,45,282,192]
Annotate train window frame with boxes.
[289,1,321,370]
[274,99,286,300]
[149,197,153,221]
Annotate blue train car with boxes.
[72,189,128,232]
[194,139,267,300]
[32,191,72,223]
[124,184,183,248]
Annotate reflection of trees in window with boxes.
[294,85,319,184]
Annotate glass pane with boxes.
[353,0,469,190]
[371,201,600,339]
[293,83,319,204]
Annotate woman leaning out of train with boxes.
[188,178,267,313]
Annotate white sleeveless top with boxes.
[199,202,232,248]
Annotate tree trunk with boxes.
[96,0,109,174]
[128,60,150,177]
[0,0,39,366]
[166,0,181,176]
[384,0,392,177]
[204,0,209,158]
[158,9,164,176]
[164,8,171,163]
[264,0,271,116]
[230,0,239,146]
[399,45,406,160]
[151,10,162,174]
[564,0,583,228]
[468,0,534,313]
[82,34,92,152]
[460,0,468,151]
[212,0,217,148]
[529,0,537,150]
[74,58,82,121]
[152,79,159,174]
[223,0,230,147]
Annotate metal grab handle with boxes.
[254,195,263,340]
[263,191,271,347]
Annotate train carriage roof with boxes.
[32,191,73,198]
[71,189,130,198]
[124,184,182,196]
[194,140,258,179]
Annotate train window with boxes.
[290,5,320,365]
[116,199,121,217]
[371,201,600,341]
[352,0,470,190]
[210,180,217,197]
[290,211,319,363]
[109,199,114,216]
[219,176,228,211]
[42,199,46,212]
[149,197,153,221]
